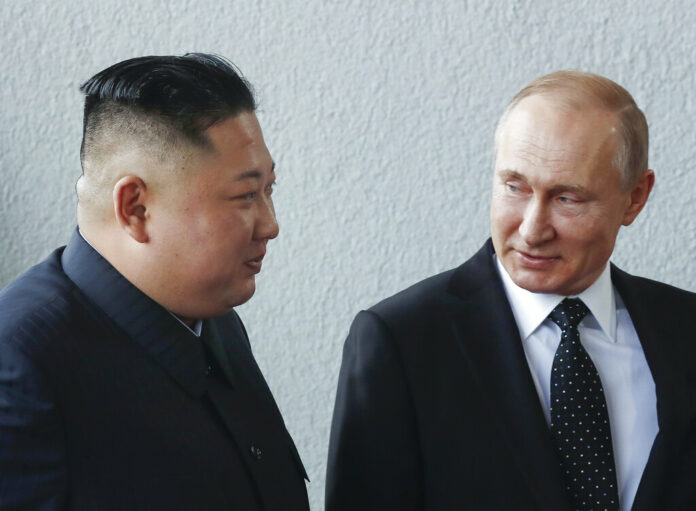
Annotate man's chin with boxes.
[509,268,562,295]
[181,283,258,319]
[227,282,257,308]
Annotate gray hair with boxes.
[494,70,649,188]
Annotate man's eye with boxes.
[506,183,521,192]
[558,196,575,204]
[244,192,257,201]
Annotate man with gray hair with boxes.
[0,53,309,510]
[327,70,696,510]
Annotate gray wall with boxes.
[2,1,695,508]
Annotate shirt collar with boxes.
[171,315,203,337]
[494,255,617,342]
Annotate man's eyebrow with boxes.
[235,162,276,181]
[498,169,591,196]
[497,169,526,181]
[499,172,590,195]
[548,184,590,196]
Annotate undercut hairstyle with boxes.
[78,53,256,209]
[494,70,648,188]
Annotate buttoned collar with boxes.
[495,255,617,342]
[62,228,208,397]
[77,229,203,338]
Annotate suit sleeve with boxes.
[326,310,423,511]
[0,338,66,510]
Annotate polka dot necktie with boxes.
[549,298,619,511]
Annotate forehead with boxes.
[188,112,272,177]
[206,112,267,155]
[496,94,620,180]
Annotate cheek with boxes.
[151,210,197,249]
[190,206,244,238]
[206,213,256,252]
[556,215,611,245]
[491,203,521,236]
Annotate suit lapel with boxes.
[612,267,694,510]
[447,240,573,511]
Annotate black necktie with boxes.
[549,298,619,511]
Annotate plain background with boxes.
[1,1,695,508]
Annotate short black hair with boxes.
[80,53,256,165]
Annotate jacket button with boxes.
[250,444,263,460]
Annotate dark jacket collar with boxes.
[447,238,498,300]
[445,239,574,511]
[61,229,207,398]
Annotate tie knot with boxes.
[548,297,589,330]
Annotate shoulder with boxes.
[612,265,696,308]
[0,249,70,417]
[339,268,466,371]
[0,247,79,350]
[367,240,496,327]
[369,267,460,322]
[0,251,69,508]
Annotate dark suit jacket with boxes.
[326,239,696,510]
[0,230,309,511]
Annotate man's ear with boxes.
[113,175,149,243]
[622,169,655,226]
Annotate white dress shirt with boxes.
[495,256,658,511]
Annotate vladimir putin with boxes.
[327,70,696,511]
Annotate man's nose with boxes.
[518,198,554,246]
[256,196,279,241]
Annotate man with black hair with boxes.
[0,53,309,510]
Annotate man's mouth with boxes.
[244,253,265,274]
[515,249,560,268]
